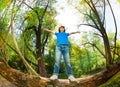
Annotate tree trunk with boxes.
[85,0,113,66]
[36,30,47,77]
[0,61,120,87]
[38,55,47,77]
[102,29,113,65]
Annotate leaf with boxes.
[0,0,11,12]
[25,11,38,27]
[80,0,86,5]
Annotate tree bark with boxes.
[0,62,120,87]
[38,55,47,77]
[36,29,47,77]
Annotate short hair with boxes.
[58,26,65,32]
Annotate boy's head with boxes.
[58,26,65,32]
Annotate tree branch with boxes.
[82,42,106,58]
[40,1,49,23]
[107,0,118,59]
[19,0,34,10]
[25,57,38,67]
[24,26,37,33]
[79,23,99,30]
[10,0,38,76]
[82,12,100,30]
[93,32,102,37]
[41,34,49,53]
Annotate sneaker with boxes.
[50,75,58,80]
[68,75,76,82]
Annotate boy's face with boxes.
[60,27,65,32]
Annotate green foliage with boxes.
[1,0,120,84]
[112,40,120,62]
[16,0,56,72]
[70,43,105,77]
[44,40,56,75]
[0,18,8,32]
[24,6,56,53]
[25,8,39,27]
[0,17,9,63]
[25,6,56,29]
[0,18,7,47]
[108,33,114,45]
[0,0,55,75]
[0,0,11,12]
[8,54,27,72]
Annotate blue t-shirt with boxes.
[55,32,69,45]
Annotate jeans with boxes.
[53,45,72,76]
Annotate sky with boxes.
[53,0,82,32]
[53,0,120,44]
[53,0,82,43]
[105,0,120,33]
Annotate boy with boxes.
[43,26,80,82]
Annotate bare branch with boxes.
[25,57,38,67]
[83,12,100,30]
[82,42,106,58]
[24,26,37,33]
[40,1,49,22]
[79,24,99,30]
[19,0,34,10]
[107,0,118,59]
[41,34,49,53]
[93,33,102,37]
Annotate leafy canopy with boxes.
[0,0,11,12]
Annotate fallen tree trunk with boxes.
[0,62,120,87]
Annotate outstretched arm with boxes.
[42,29,54,34]
[69,31,80,35]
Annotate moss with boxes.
[99,71,120,87]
